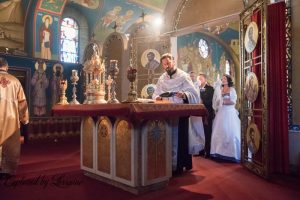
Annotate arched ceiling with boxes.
[1,0,251,38]
[175,0,243,29]
[0,0,254,51]
[16,0,170,43]
[20,0,169,31]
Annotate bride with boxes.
[210,74,241,162]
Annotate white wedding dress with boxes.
[210,87,241,162]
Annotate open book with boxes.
[137,98,155,103]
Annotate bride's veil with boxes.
[213,74,222,112]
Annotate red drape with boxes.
[267,2,289,174]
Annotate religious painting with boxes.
[141,84,156,99]
[31,60,49,116]
[141,49,161,75]
[177,33,215,82]
[128,0,168,12]
[100,5,134,32]
[35,12,60,60]
[136,43,165,77]
[93,0,156,43]
[72,0,102,9]
[177,30,239,85]
[38,0,66,15]
[51,63,64,106]
[244,21,258,53]
[245,72,259,103]
[246,123,261,154]
[132,35,168,98]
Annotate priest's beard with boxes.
[166,67,176,77]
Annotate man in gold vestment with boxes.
[0,57,29,179]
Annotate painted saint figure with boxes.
[248,128,258,154]
[115,9,134,31]
[246,26,256,51]
[31,60,49,116]
[39,15,53,59]
[245,72,258,103]
[102,6,122,27]
[51,64,64,106]
[145,51,160,74]
[244,21,258,53]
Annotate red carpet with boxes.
[1,137,299,200]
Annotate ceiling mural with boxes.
[0,0,166,54]
[71,0,102,9]
[128,0,168,12]
[94,0,162,43]
[38,0,66,15]
[37,0,102,15]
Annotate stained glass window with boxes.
[198,39,209,58]
[60,18,79,63]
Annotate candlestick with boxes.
[70,70,80,104]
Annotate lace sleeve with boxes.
[230,87,237,104]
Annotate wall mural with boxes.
[177,28,239,84]
[94,0,160,43]
[128,0,168,12]
[38,0,66,15]
[35,12,60,60]
[141,48,161,75]
[31,60,49,116]
[0,0,24,50]
[72,0,101,9]
[218,22,239,56]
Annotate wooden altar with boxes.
[52,103,207,194]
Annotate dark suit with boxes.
[200,84,215,156]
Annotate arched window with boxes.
[198,39,209,58]
[225,59,231,75]
[60,17,79,63]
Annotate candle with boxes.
[72,70,78,77]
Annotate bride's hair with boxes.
[223,74,234,87]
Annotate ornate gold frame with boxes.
[240,0,269,178]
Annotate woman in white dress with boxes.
[210,74,241,162]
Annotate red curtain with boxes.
[267,2,289,174]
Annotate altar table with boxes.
[52,103,207,194]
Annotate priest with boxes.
[153,53,205,175]
[0,57,29,179]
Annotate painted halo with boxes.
[141,49,161,69]
[42,14,53,24]
[245,72,259,103]
[246,122,261,154]
[53,63,64,73]
[141,84,156,99]
[244,21,258,53]
[34,60,47,71]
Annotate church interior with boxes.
[1,0,300,199]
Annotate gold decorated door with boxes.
[240,0,269,178]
